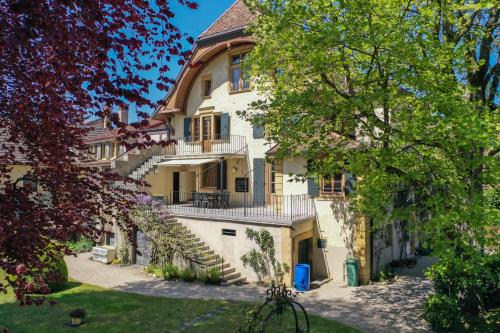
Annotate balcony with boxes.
[153,192,316,225]
[149,135,247,158]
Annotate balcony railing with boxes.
[152,192,316,224]
[137,135,247,158]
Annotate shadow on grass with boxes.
[0,283,359,333]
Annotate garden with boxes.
[0,277,360,333]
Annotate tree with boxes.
[242,0,498,255]
[0,0,197,303]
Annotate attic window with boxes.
[202,76,212,98]
[230,52,250,92]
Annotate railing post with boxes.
[244,193,247,217]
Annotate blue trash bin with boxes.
[294,264,311,291]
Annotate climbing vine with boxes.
[241,228,290,284]
[130,195,205,267]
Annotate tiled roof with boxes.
[198,0,255,40]
[83,118,168,144]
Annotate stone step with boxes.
[221,276,247,286]
[204,256,223,266]
[222,271,241,281]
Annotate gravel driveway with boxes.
[66,253,434,333]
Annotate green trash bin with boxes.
[345,258,359,287]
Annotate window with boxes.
[104,143,111,159]
[22,175,38,191]
[253,114,265,139]
[192,117,200,141]
[235,177,249,192]
[222,229,236,236]
[321,174,343,195]
[96,144,102,160]
[191,113,226,141]
[230,52,250,92]
[202,116,212,140]
[202,162,218,188]
[106,232,116,247]
[270,160,276,194]
[385,224,393,247]
[202,78,212,97]
[214,114,221,139]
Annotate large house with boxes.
[87,0,416,285]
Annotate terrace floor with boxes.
[165,202,315,225]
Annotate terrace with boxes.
[153,192,316,225]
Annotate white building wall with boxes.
[313,198,357,282]
[282,157,308,195]
[177,217,285,282]
[171,46,270,189]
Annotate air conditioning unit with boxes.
[92,246,116,264]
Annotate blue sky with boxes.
[128,0,236,122]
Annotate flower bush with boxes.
[424,294,460,332]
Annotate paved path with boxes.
[66,253,434,333]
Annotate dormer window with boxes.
[201,75,212,98]
[230,51,250,92]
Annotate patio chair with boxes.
[192,192,201,208]
[220,191,230,209]
[200,192,210,208]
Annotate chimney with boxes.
[119,107,129,125]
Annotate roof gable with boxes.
[198,0,255,40]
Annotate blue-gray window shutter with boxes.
[253,115,265,139]
[253,158,265,205]
[216,160,227,190]
[345,173,356,195]
[183,117,191,140]
[220,113,230,139]
[307,177,320,196]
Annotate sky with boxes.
[127,0,236,122]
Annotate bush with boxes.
[43,257,68,292]
[111,258,122,265]
[68,237,94,253]
[69,308,87,319]
[376,265,395,283]
[425,254,499,314]
[424,294,460,332]
[162,264,179,280]
[197,268,221,285]
[179,268,196,282]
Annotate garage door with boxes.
[135,230,150,266]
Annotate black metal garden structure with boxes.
[240,282,310,333]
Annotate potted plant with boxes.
[69,308,86,326]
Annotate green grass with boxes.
[0,281,360,333]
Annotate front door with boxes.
[135,230,149,266]
[173,172,180,204]
[202,116,212,153]
[298,238,313,275]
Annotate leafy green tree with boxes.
[243,0,499,255]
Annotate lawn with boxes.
[0,281,361,333]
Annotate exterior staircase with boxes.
[129,155,167,180]
[162,217,247,286]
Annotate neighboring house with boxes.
[83,108,171,170]
[101,0,416,285]
[0,128,38,192]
